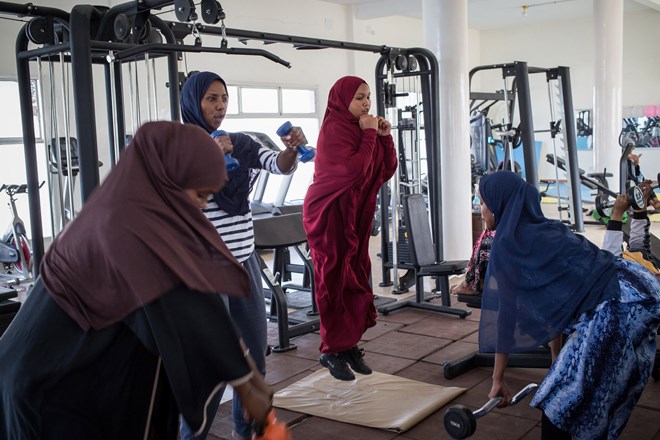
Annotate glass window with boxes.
[226,85,239,115]
[0,79,49,238]
[282,89,316,114]
[240,87,278,113]
[0,80,41,139]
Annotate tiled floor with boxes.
[205,209,660,440]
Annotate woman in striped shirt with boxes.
[179,71,307,440]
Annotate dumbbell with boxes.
[275,121,315,163]
[210,130,240,172]
[594,182,645,218]
[444,383,538,439]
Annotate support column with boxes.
[422,0,471,260]
[593,0,623,190]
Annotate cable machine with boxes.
[469,62,583,231]
[373,49,440,292]
[2,1,449,285]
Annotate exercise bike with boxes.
[0,182,41,284]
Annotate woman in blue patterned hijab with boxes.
[478,171,660,440]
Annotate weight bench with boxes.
[378,194,470,318]
[271,204,311,294]
[253,212,319,352]
[443,347,552,379]
[546,154,615,197]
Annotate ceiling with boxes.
[317,0,659,30]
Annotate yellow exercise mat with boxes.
[273,369,465,433]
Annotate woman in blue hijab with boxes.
[179,71,307,440]
[478,171,660,440]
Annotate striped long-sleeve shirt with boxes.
[203,132,296,262]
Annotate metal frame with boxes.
[374,48,444,288]
[469,61,583,231]
[2,0,411,276]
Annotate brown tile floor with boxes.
[206,306,660,439]
[205,213,660,440]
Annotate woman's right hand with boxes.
[359,114,379,131]
[213,134,234,155]
[234,379,272,428]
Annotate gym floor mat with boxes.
[273,369,465,433]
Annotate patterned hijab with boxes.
[41,121,249,331]
[478,171,620,353]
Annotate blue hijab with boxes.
[180,71,258,216]
[478,171,620,353]
[180,71,226,134]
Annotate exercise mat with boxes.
[273,369,465,432]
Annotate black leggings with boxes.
[542,412,571,440]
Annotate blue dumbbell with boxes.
[276,121,315,163]
[210,130,240,172]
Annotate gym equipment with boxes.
[275,121,315,163]
[374,49,446,293]
[594,183,645,217]
[444,383,539,439]
[210,130,240,172]
[0,183,40,282]
[252,212,318,352]
[6,0,435,278]
[443,346,551,381]
[378,194,469,318]
[252,409,292,440]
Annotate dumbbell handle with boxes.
[473,383,538,419]
[276,121,315,163]
[210,130,240,172]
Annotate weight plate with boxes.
[26,17,51,45]
[113,13,130,41]
[444,406,476,439]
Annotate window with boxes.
[0,78,50,238]
[241,87,279,113]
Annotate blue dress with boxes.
[531,258,660,440]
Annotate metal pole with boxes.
[557,66,584,232]
[70,5,100,202]
[16,27,45,275]
[514,61,538,187]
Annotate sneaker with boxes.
[319,353,355,381]
[341,346,372,375]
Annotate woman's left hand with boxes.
[280,126,307,152]
[377,117,392,137]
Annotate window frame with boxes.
[226,83,318,119]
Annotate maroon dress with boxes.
[303,76,397,354]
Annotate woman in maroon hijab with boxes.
[0,121,273,439]
[303,76,397,381]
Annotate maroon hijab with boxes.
[41,121,249,331]
[303,76,397,352]
[304,75,397,213]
